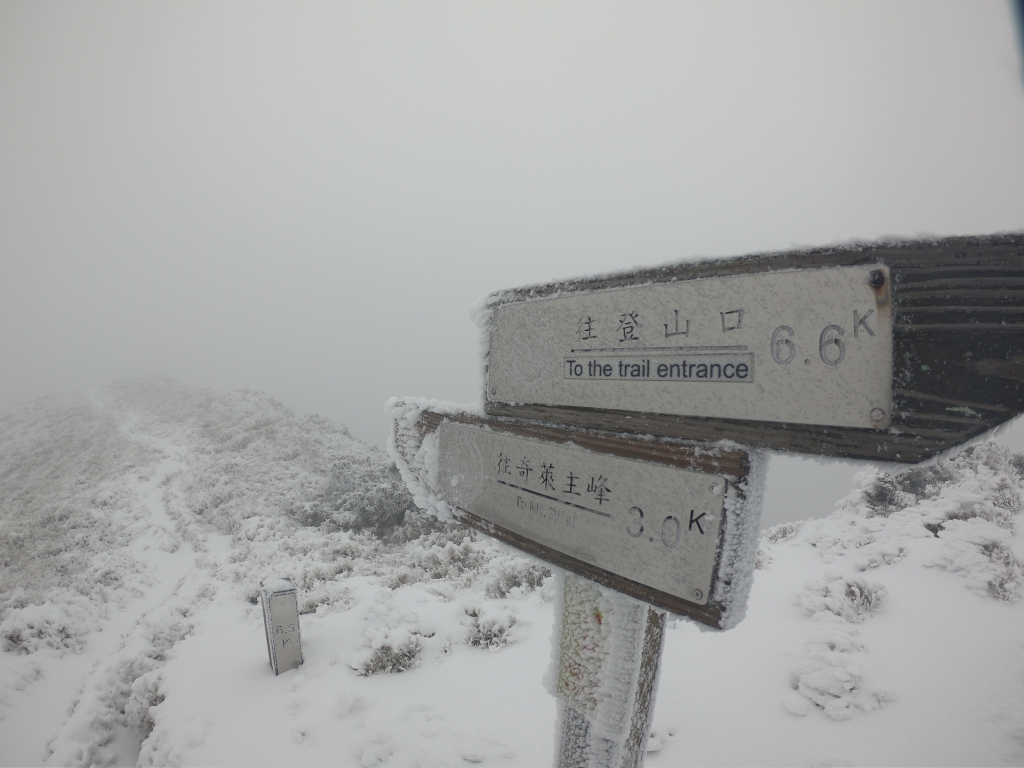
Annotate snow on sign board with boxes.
[389,403,765,628]
[487,265,893,430]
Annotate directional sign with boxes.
[440,422,725,604]
[386,233,1023,768]
[489,265,893,430]
[483,234,1024,462]
[390,405,760,627]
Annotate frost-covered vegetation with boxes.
[753,442,1024,723]
[1,380,1022,767]
[0,380,550,766]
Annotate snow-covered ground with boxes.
[1,379,1022,767]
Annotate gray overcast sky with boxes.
[2,1,1024,523]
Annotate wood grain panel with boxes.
[484,233,1024,463]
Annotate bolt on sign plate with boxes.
[425,415,761,626]
[487,266,893,430]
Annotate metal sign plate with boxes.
[437,422,726,606]
[261,580,303,675]
[487,265,893,429]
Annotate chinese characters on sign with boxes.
[486,266,893,429]
[571,307,753,345]
[498,449,613,512]
[437,422,727,605]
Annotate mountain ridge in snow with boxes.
[1,378,1022,766]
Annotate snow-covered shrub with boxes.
[377,508,471,548]
[354,632,423,676]
[401,533,493,585]
[1,603,93,654]
[126,671,165,741]
[928,518,1024,602]
[983,543,1024,601]
[464,605,517,649]
[944,498,1016,531]
[792,618,896,721]
[797,577,885,623]
[842,578,885,619]
[863,462,957,517]
[484,561,551,598]
[319,458,416,534]
[791,576,895,720]
[764,520,805,543]
[298,583,352,615]
[862,475,916,517]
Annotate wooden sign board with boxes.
[482,233,1024,463]
[389,404,763,628]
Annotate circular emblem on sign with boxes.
[447,437,485,506]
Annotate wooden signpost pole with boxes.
[552,573,665,768]
[389,234,1023,768]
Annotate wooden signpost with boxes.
[483,233,1024,462]
[389,233,1023,768]
[389,403,763,767]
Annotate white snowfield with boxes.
[0,379,1022,767]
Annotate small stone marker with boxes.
[260,578,303,675]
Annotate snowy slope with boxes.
[648,445,1024,767]
[0,380,553,766]
[1,379,1022,767]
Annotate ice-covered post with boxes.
[261,577,303,675]
[550,573,665,768]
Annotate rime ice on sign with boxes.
[261,578,303,675]
[548,572,665,768]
